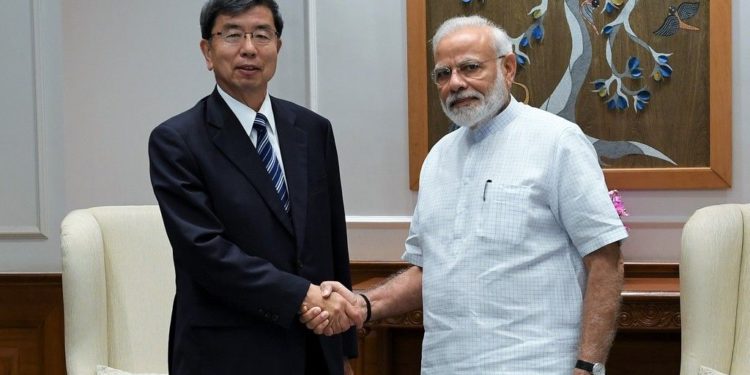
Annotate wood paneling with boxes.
[0,274,64,375]
[608,331,681,375]
[0,348,20,375]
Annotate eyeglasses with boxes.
[431,55,506,86]
[211,27,278,45]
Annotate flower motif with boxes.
[606,92,628,110]
[532,24,545,41]
[650,52,673,82]
[604,0,620,14]
[633,89,651,112]
[609,190,629,218]
[516,53,529,67]
[511,36,531,68]
[604,1,622,14]
[527,3,548,20]
[653,64,673,82]
[520,35,530,48]
[626,57,642,78]
[592,79,609,97]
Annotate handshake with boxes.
[299,281,367,336]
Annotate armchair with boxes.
[681,204,750,375]
[61,206,174,374]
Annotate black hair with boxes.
[200,0,283,40]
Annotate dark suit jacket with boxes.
[148,88,356,375]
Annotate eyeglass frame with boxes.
[209,26,279,45]
[430,54,507,86]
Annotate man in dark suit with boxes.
[148,1,358,374]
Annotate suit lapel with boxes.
[272,97,308,253]
[205,89,294,235]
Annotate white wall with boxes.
[0,0,747,271]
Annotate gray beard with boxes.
[441,74,509,128]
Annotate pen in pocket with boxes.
[483,179,492,201]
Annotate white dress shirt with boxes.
[216,85,287,176]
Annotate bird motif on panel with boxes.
[653,2,700,37]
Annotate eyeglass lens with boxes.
[218,27,276,45]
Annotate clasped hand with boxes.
[299,281,365,336]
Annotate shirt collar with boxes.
[469,95,521,143]
[215,85,276,136]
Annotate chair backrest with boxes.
[681,204,750,375]
[61,205,174,375]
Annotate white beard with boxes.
[441,73,509,128]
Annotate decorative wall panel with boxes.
[0,0,46,239]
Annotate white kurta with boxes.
[403,97,628,375]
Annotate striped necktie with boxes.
[253,113,290,213]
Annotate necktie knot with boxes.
[253,113,269,134]
[253,113,268,139]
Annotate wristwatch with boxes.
[576,359,605,375]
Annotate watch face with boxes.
[592,363,606,375]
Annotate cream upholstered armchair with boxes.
[61,206,174,375]
[681,204,750,375]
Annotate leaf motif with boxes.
[532,25,544,41]
[516,54,528,66]
[607,98,617,110]
[520,36,529,47]
[616,95,628,109]
[659,65,673,77]
[627,56,640,70]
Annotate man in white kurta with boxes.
[402,96,628,374]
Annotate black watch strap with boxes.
[575,359,594,373]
